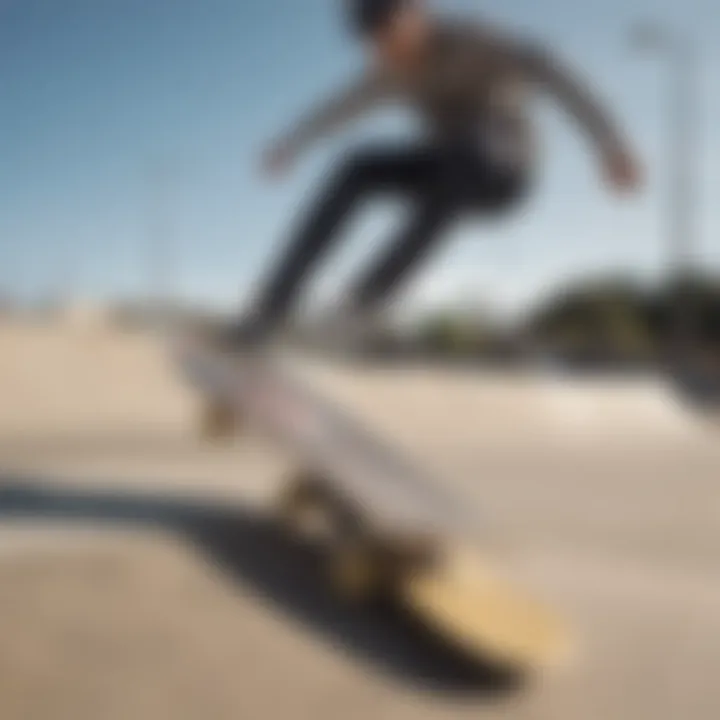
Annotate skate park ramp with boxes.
[0,318,719,720]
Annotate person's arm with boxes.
[516,42,628,159]
[511,40,641,190]
[265,70,393,169]
[462,19,638,186]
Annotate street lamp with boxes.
[630,22,699,367]
[147,157,182,323]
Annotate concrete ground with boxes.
[0,318,718,720]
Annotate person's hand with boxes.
[603,148,643,194]
[260,141,296,180]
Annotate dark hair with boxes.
[347,0,408,37]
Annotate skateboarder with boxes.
[229,0,641,347]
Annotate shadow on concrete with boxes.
[670,368,720,417]
[0,475,525,700]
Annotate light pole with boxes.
[630,22,699,366]
[146,157,181,322]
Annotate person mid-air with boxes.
[228,0,641,348]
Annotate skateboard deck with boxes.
[172,333,572,672]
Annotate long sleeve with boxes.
[515,42,627,156]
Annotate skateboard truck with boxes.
[278,470,439,603]
[200,399,241,441]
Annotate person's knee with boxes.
[332,149,376,188]
[471,169,530,214]
[496,172,530,211]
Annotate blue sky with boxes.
[0,0,717,317]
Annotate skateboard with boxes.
[173,333,572,673]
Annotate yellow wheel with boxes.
[277,472,382,602]
[276,472,335,538]
[200,401,238,441]
[329,540,381,603]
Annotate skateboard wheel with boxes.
[277,472,336,537]
[329,541,381,603]
[278,472,384,601]
[200,401,238,441]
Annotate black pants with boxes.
[253,143,527,326]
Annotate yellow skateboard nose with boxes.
[402,548,572,672]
